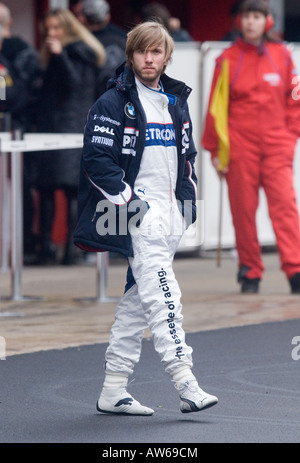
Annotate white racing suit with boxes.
[104,79,194,376]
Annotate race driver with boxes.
[74,21,218,414]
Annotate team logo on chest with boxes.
[124,102,136,119]
[122,127,139,156]
[145,123,176,147]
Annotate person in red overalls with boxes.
[202,0,300,294]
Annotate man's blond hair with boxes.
[126,21,174,69]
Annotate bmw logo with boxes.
[124,102,136,119]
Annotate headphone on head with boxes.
[235,13,274,32]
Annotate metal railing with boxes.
[0,131,118,306]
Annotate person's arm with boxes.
[46,39,100,90]
[48,49,82,88]
[178,105,198,226]
[81,93,148,220]
[285,47,300,139]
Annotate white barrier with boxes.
[170,41,300,251]
[3,132,84,153]
[0,131,117,305]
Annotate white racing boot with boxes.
[172,367,218,413]
[97,388,154,416]
[97,372,154,416]
[175,379,218,413]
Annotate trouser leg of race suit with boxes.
[261,152,300,279]
[130,205,193,375]
[104,205,193,376]
[226,153,264,280]
[104,283,148,376]
[129,232,193,375]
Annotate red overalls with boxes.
[202,38,300,281]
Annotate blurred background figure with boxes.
[0,2,41,131]
[34,8,105,265]
[202,0,300,294]
[221,0,242,41]
[70,0,86,25]
[0,1,42,263]
[0,24,30,124]
[77,0,127,97]
[138,2,194,42]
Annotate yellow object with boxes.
[209,59,230,171]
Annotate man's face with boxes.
[131,43,168,88]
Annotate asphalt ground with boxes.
[0,321,299,445]
[0,251,300,445]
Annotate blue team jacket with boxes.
[74,64,197,258]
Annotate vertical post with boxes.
[0,151,10,272]
[0,128,26,315]
[77,252,119,303]
[10,130,24,300]
[0,118,11,273]
[96,252,107,301]
[93,252,119,303]
[217,175,224,267]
